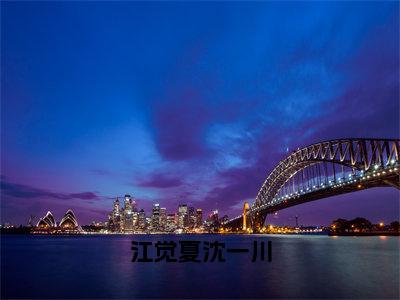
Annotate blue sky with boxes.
[1,2,399,225]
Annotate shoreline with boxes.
[329,232,399,236]
[2,231,399,236]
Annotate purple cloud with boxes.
[152,89,213,161]
[1,179,99,201]
[151,77,262,162]
[137,173,183,189]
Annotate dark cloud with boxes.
[1,180,99,201]
[137,173,183,189]
[151,89,265,166]
[203,168,261,213]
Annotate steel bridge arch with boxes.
[255,138,400,207]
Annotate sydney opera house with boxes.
[34,209,81,233]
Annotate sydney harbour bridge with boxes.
[224,138,400,233]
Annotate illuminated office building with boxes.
[123,195,133,232]
[151,204,160,231]
[188,207,196,229]
[138,209,146,230]
[166,214,177,232]
[196,208,203,228]
[160,207,167,231]
[178,204,188,228]
[108,198,121,232]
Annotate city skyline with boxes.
[23,195,219,233]
[1,2,399,225]
[107,195,212,233]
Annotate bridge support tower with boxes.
[242,202,250,231]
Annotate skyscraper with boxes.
[123,195,133,232]
[188,207,196,229]
[113,198,120,216]
[166,214,177,232]
[131,198,137,212]
[124,195,132,212]
[132,210,139,231]
[138,209,146,230]
[196,208,203,228]
[151,204,160,231]
[160,207,167,231]
[108,198,121,232]
[178,204,188,229]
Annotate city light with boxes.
[104,196,212,234]
[7,139,400,236]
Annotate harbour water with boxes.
[1,234,399,298]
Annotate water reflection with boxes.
[1,235,399,299]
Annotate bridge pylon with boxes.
[243,202,267,233]
[242,202,250,231]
